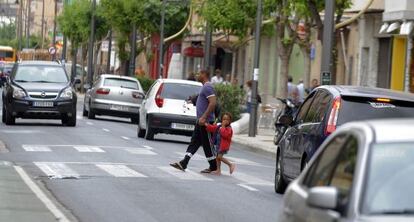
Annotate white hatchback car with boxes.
[137,79,202,140]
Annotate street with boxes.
[0,96,282,222]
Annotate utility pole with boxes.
[18,0,22,51]
[129,24,137,76]
[87,0,96,85]
[26,0,30,48]
[204,22,212,72]
[158,0,166,79]
[41,0,45,49]
[106,29,112,73]
[320,0,336,85]
[52,0,57,60]
[248,0,262,137]
[61,0,68,61]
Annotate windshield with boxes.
[104,78,139,90]
[160,83,201,100]
[362,142,414,215]
[14,65,68,83]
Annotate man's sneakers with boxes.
[170,162,185,172]
[200,168,215,174]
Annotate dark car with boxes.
[2,61,79,126]
[274,85,414,193]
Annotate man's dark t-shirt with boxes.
[196,82,215,122]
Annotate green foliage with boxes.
[136,76,156,93]
[214,84,245,121]
[0,22,16,41]
[200,0,256,39]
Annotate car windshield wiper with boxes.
[14,80,28,82]
[372,209,414,215]
[31,80,64,83]
[120,85,137,90]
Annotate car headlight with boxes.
[12,88,27,99]
[60,88,73,99]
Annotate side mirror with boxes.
[307,187,339,210]
[279,114,293,126]
[73,78,81,84]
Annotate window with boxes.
[14,65,68,83]
[305,90,332,123]
[303,134,348,187]
[160,83,201,100]
[295,92,316,124]
[104,78,139,90]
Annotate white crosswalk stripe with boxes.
[96,164,147,177]
[125,148,157,155]
[73,146,105,153]
[34,162,79,179]
[22,145,51,152]
[158,166,213,181]
[231,172,273,186]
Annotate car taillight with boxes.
[132,91,144,99]
[325,96,341,135]
[96,88,110,95]
[155,83,164,108]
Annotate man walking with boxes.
[170,70,218,173]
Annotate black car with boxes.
[2,61,79,126]
[275,85,414,193]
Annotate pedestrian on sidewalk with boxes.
[170,70,218,173]
[205,112,235,175]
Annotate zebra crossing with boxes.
[21,144,157,155]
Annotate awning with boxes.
[379,21,414,35]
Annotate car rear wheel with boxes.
[82,105,88,117]
[137,122,145,138]
[2,105,6,123]
[131,116,139,124]
[144,118,154,140]
[5,107,15,125]
[87,103,95,119]
[274,152,287,194]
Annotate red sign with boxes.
[183,47,204,57]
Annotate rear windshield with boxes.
[160,83,201,100]
[338,96,414,125]
[14,65,68,83]
[104,78,139,90]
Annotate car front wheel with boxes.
[2,104,6,123]
[274,152,287,194]
[144,118,154,140]
[137,122,145,138]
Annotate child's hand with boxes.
[204,123,209,127]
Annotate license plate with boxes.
[171,123,195,131]
[110,105,129,111]
[33,101,54,107]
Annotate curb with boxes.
[232,136,276,157]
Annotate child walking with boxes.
[205,112,235,175]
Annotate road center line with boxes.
[14,166,71,222]
[143,145,153,150]
[237,184,259,192]
[121,136,130,140]
[86,122,94,125]
[73,146,105,153]
[102,128,110,132]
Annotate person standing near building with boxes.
[297,79,305,103]
[287,76,299,105]
[211,69,223,85]
[170,70,218,173]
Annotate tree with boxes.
[199,0,257,79]
[100,0,188,75]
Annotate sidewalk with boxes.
[232,128,276,155]
[0,161,63,222]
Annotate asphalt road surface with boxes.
[0,95,283,222]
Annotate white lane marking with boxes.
[76,116,82,120]
[121,136,130,140]
[125,148,157,155]
[238,184,259,192]
[34,162,79,179]
[232,172,273,186]
[102,128,110,132]
[175,152,205,160]
[158,166,213,181]
[227,157,261,166]
[2,130,40,134]
[86,122,94,125]
[73,146,105,153]
[96,164,147,177]
[22,145,51,152]
[143,145,153,150]
[14,166,70,222]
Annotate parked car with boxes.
[279,119,414,222]
[83,74,144,123]
[2,60,78,126]
[137,79,202,140]
[275,86,414,193]
[64,63,85,91]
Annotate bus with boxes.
[0,46,16,62]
